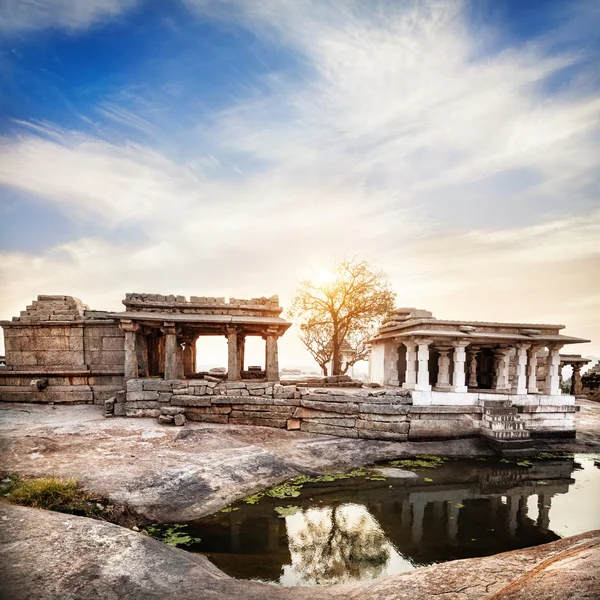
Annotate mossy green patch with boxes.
[387,455,449,470]
[274,505,302,518]
[142,524,201,547]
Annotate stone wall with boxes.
[119,380,577,442]
[121,380,482,441]
[0,296,125,405]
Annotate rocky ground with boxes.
[0,398,599,599]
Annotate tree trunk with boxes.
[332,326,341,375]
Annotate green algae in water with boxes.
[143,524,202,547]
[274,505,302,518]
[387,455,449,469]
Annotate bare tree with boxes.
[290,257,396,376]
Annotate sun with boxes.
[312,267,336,286]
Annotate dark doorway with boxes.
[397,345,407,385]
[477,348,494,389]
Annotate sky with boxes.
[0,0,599,369]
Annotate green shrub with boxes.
[3,476,89,512]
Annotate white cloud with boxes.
[0,0,137,33]
[1,0,599,363]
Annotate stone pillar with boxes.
[571,364,583,396]
[163,324,178,381]
[227,327,239,381]
[237,335,246,376]
[415,339,432,392]
[435,347,452,390]
[401,499,411,527]
[182,341,194,378]
[511,343,530,395]
[265,331,280,382]
[518,495,528,524]
[527,346,540,394]
[451,341,469,393]
[544,346,562,396]
[136,330,149,378]
[402,340,417,390]
[467,348,478,388]
[494,347,511,392]
[387,342,400,386]
[122,321,139,381]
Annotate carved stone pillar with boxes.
[571,364,583,396]
[182,341,195,378]
[537,494,553,530]
[265,331,279,382]
[435,347,452,390]
[494,347,511,392]
[121,321,139,381]
[136,329,149,378]
[227,327,239,381]
[527,346,540,394]
[467,348,479,388]
[544,345,563,396]
[511,343,530,395]
[451,341,469,393]
[402,340,417,390]
[415,339,432,392]
[237,334,246,376]
[163,323,178,381]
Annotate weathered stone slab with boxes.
[356,420,409,433]
[300,422,359,438]
[174,414,186,426]
[126,391,160,401]
[124,401,161,409]
[408,418,476,440]
[171,396,211,407]
[303,417,355,428]
[358,430,408,441]
[184,406,232,415]
[304,393,359,403]
[521,405,577,413]
[185,411,228,424]
[229,417,287,428]
[212,396,274,405]
[141,381,173,392]
[359,403,409,415]
[358,413,408,422]
[160,407,186,416]
[273,398,301,407]
[248,388,265,396]
[300,399,359,414]
[286,418,301,430]
[230,410,293,420]
[236,404,293,413]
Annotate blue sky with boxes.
[0,0,599,364]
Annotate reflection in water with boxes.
[187,456,600,586]
[281,504,393,585]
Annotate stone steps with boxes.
[479,398,536,457]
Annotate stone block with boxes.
[287,419,301,430]
[191,385,207,395]
[359,403,409,415]
[408,417,476,440]
[185,406,232,415]
[229,417,287,428]
[126,380,144,392]
[160,407,186,416]
[158,392,173,403]
[101,337,125,351]
[185,411,229,424]
[225,382,247,390]
[300,422,358,438]
[171,395,211,407]
[174,414,186,426]
[212,396,274,405]
[248,388,265,396]
[227,388,250,396]
[127,391,159,401]
[114,402,126,417]
[273,398,301,406]
[304,417,355,428]
[357,420,409,433]
[125,401,161,409]
[300,399,359,414]
[142,381,174,391]
[304,393,357,403]
[230,410,293,420]
[358,413,408,422]
[158,415,174,425]
[274,392,296,400]
[358,430,408,442]
[236,404,293,413]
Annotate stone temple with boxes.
[0,295,591,455]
